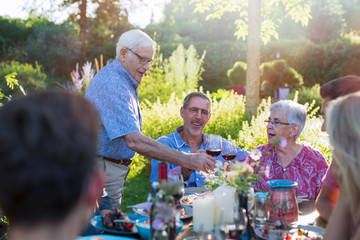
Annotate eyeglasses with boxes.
[187,107,210,118]
[126,48,156,65]
[264,120,290,127]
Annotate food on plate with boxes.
[101,209,134,232]
[175,200,186,218]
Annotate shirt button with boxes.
[284,168,286,171]
[196,178,199,181]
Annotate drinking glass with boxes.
[206,135,222,157]
[254,192,269,225]
[168,174,185,201]
[221,139,237,161]
[220,207,247,239]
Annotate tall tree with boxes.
[191,0,311,118]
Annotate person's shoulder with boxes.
[301,144,327,162]
[157,132,176,145]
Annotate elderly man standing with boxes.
[150,92,249,193]
[85,30,215,209]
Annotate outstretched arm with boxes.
[124,132,215,172]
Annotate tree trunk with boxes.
[79,0,87,57]
[245,0,261,121]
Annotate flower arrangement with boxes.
[200,161,261,195]
[200,136,288,195]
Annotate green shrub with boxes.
[139,44,205,103]
[260,59,303,97]
[25,21,80,76]
[0,61,46,98]
[288,84,322,115]
[227,61,247,86]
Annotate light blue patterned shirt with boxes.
[150,126,249,193]
[85,59,141,159]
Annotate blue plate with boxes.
[90,214,142,236]
[76,235,137,240]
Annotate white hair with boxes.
[328,92,360,225]
[269,100,307,139]
[115,29,156,59]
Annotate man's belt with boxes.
[98,155,132,166]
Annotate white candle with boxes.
[214,185,236,225]
[193,196,214,232]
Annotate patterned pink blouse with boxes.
[246,144,329,200]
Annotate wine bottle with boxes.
[158,161,168,182]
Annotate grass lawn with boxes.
[121,155,151,213]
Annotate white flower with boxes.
[250,149,262,161]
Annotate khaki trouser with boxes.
[96,157,130,210]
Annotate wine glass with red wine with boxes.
[222,139,237,161]
[206,134,222,157]
[220,207,248,239]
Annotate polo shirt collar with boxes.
[174,126,207,149]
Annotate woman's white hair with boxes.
[115,29,156,59]
[327,91,360,225]
[269,100,307,139]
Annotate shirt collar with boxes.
[174,126,207,149]
[113,59,139,90]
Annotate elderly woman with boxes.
[324,92,360,239]
[246,100,328,200]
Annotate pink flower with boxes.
[279,137,288,149]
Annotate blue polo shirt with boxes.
[150,126,249,191]
[85,59,141,159]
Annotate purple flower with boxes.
[279,137,288,149]
[152,218,164,230]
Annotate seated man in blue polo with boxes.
[150,92,249,193]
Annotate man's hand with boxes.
[189,149,216,173]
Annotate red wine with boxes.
[158,162,168,182]
[222,154,237,161]
[220,224,245,239]
[206,149,221,157]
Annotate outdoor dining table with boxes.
[175,187,326,240]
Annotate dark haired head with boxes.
[320,75,360,100]
[0,90,100,226]
[183,92,211,110]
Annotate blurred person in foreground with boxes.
[246,100,328,199]
[85,29,215,209]
[316,75,360,223]
[0,91,104,240]
[150,92,249,194]
[324,92,360,239]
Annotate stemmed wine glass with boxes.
[168,174,185,201]
[206,134,222,157]
[221,139,237,161]
[220,207,248,239]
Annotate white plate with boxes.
[76,235,136,240]
[132,202,192,220]
[254,224,324,240]
[297,225,325,235]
